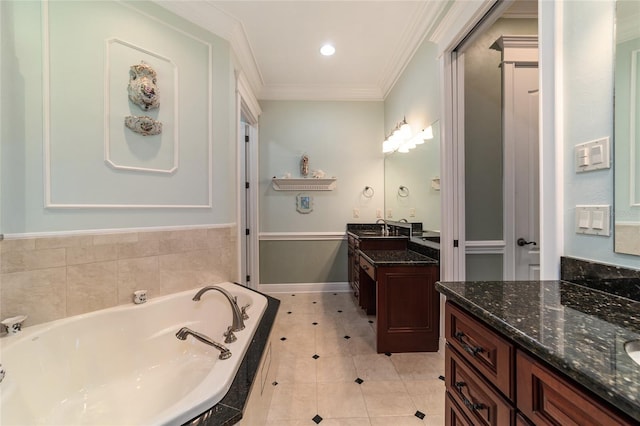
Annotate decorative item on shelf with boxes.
[363,186,375,198]
[312,169,326,178]
[382,118,434,154]
[125,115,162,136]
[398,185,410,197]
[296,193,313,214]
[301,154,309,177]
[133,290,148,304]
[128,61,160,111]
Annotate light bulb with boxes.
[421,126,434,140]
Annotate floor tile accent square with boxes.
[415,410,426,420]
[313,414,323,424]
[313,322,318,325]
[313,354,320,359]
[355,378,364,384]
[344,335,351,339]
[438,375,445,381]
[280,337,287,341]
[385,352,392,356]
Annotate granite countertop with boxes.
[360,249,438,266]
[347,229,408,240]
[436,280,640,422]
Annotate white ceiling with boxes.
[156,1,451,101]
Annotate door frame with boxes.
[440,0,563,281]
[236,71,261,289]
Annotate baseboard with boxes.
[258,282,350,294]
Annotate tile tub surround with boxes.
[264,291,446,425]
[436,280,640,422]
[561,256,640,302]
[0,226,237,328]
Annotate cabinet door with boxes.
[376,265,439,352]
[516,350,633,426]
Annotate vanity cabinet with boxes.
[346,233,406,314]
[444,301,635,426]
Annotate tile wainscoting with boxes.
[0,226,238,328]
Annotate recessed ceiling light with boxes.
[320,44,336,56]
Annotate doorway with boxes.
[444,1,540,281]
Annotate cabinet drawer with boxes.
[516,350,634,426]
[445,392,474,426]
[359,256,375,280]
[445,344,514,426]
[445,301,514,400]
[445,345,515,426]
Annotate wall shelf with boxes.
[272,178,337,191]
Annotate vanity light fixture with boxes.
[382,121,434,154]
[320,44,336,56]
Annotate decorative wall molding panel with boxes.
[259,232,346,241]
[43,1,212,209]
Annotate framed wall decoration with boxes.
[296,193,313,214]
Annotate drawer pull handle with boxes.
[454,331,484,356]
[454,381,486,411]
[362,264,369,270]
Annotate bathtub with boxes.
[0,282,267,426]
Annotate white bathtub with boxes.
[0,282,267,426]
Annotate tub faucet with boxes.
[176,327,231,360]
[192,286,245,333]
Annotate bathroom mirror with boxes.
[384,120,441,235]
[614,0,640,256]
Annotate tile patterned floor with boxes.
[264,292,445,425]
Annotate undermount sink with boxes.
[357,230,383,236]
[625,340,640,366]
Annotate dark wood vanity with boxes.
[438,280,639,425]
[347,224,440,353]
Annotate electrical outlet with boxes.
[409,208,416,217]
[386,209,393,218]
[376,209,382,218]
[353,208,360,218]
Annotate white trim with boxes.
[630,49,639,207]
[237,71,262,123]
[258,85,383,102]
[259,282,350,294]
[465,240,506,255]
[2,223,236,240]
[103,38,180,175]
[259,232,346,241]
[272,178,337,191]
[538,0,563,280]
[43,1,213,209]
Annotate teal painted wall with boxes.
[1,1,236,234]
[562,0,640,270]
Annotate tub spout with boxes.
[176,327,232,360]
[192,286,245,332]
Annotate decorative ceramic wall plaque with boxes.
[124,115,162,136]
[128,62,160,111]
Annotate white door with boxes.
[499,37,540,280]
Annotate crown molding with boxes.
[380,1,450,99]
[258,85,384,102]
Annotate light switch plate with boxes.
[575,138,610,173]
[575,205,610,236]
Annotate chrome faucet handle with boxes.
[241,303,251,320]
[223,326,237,343]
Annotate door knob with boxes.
[517,238,537,247]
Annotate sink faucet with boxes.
[192,286,245,333]
[176,327,231,360]
[375,218,389,235]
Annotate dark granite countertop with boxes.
[347,229,409,240]
[360,249,438,266]
[184,286,280,426]
[436,280,640,422]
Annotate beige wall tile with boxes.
[1,248,66,273]
[35,235,93,249]
[117,239,160,259]
[1,239,36,253]
[67,261,118,316]
[67,244,118,266]
[1,268,67,326]
[93,233,138,246]
[117,257,159,304]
